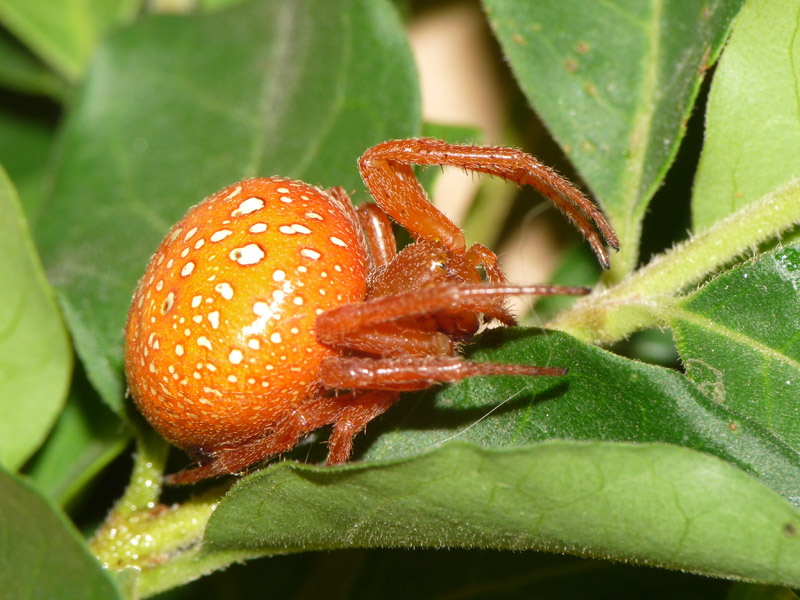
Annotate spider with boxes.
[124,138,618,484]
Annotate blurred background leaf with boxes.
[0,165,71,471]
[692,0,800,230]
[0,466,122,599]
[0,0,141,81]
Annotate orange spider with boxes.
[124,138,618,484]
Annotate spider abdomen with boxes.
[124,178,368,452]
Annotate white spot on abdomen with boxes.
[229,243,265,265]
[223,185,243,201]
[231,196,265,217]
[211,230,233,242]
[215,282,234,299]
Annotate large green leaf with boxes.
[692,0,800,230]
[202,442,800,587]
[35,0,421,412]
[354,328,800,502]
[0,165,71,471]
[482,0,743,277]
[0,0,140,81]
[0,467,122,599]
[672,243,800,460]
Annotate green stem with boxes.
[116,428,169,516]
[88,428,227,593]
[550,179,800,343]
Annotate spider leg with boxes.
[465,243,508,285]
[316,283,590,346]
[324,322,453,357]
[320,355,567,392]
[165,390,398,484]
[356,203,397,269]
[359,138,619,268]
[325,391,400,464]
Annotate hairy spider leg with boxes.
[358,138,619,268]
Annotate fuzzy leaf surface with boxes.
[672,243,800,478]
[347,328,800,503]
[205,442,800,586]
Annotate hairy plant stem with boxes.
[550,179,800,343]
[88,429,225,598]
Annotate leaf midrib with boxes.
[614,0,663,275]
[664,302,800,372]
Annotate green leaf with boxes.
[0,164,71,471]
[35,0,421,412]
[0,87,59,221]
[350,328,800,502]
[203,442,800,586]
[24,366,130,508]
[0,467,122,599]
[692,0,800,230]
[0,28,68,98]
[482,0,743,278]
[672,243,800,463]
[0,0,141,81]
